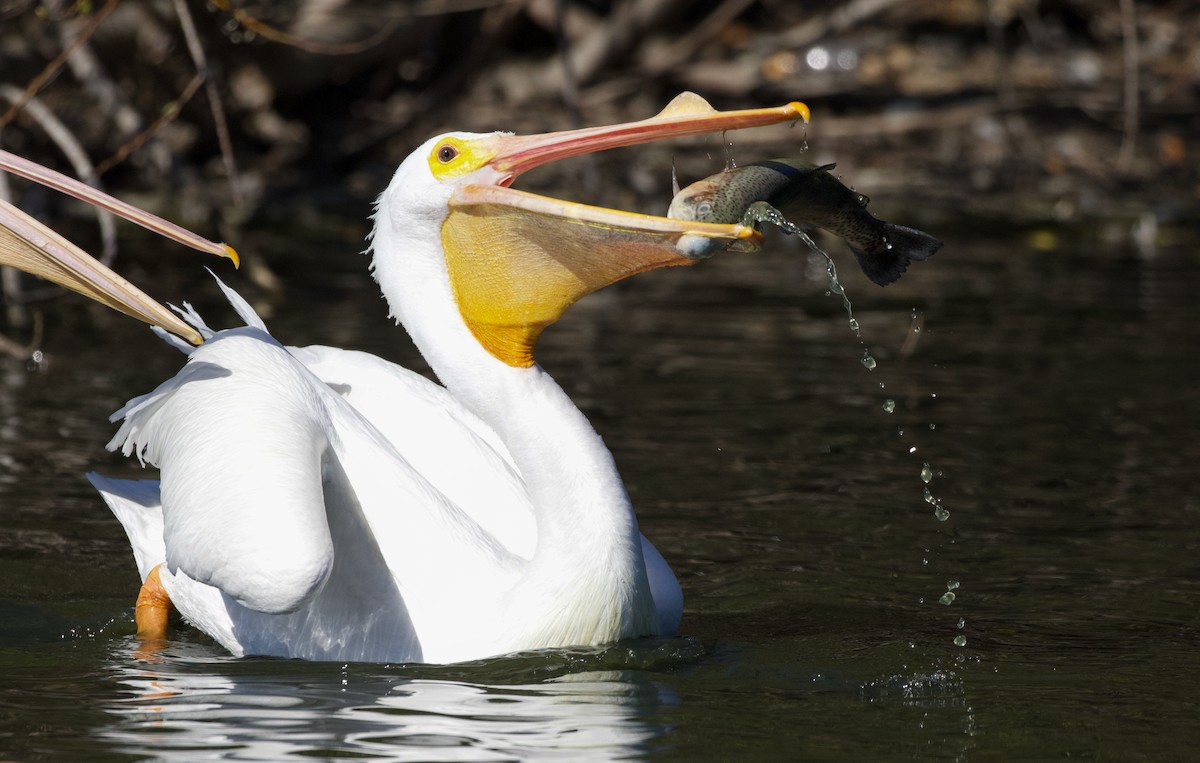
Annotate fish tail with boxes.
[849,223,943,286]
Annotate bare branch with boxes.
[0,0,119,129]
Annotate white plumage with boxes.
[93,136,684,663]
[0,96,804,663]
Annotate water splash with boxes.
[741,201,868,350]
[740,200,967,663]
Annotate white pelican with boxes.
[0,93,808,663]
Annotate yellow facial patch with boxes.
[426,136,499,180]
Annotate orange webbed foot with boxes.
[134,563,172,641]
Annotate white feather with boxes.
[99,133,682,663]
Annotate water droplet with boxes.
[883,399,896,413]
[921,558,929,566]
[923,487,937,505]
[947,580,960,591]
[861,351,877,370]
[921,463,933,483]
[908,446,918,454]
[740,203,864,344]
[957,618,966,629]
[939,591,956,605]
[934,506,951,521]
[954,634,967,647]
[883,236,893,251]
[928,423,937,430]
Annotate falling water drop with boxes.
[953,634,967,647]
[861,351,877,370]
[921,463,933,483]
[939,591,956,605]
[739,202,867,347]
[934,506,951,522]
[883,399,896,413]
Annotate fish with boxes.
[667,159,942,286]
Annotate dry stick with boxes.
[541,0,679,91]
[58,7,145,141]
[340,2,523,155]
[96,73,205,176]
[0,0,120,129]
[642,0,757,75]
[171,0,242,206]
[1117,0,1140,174]
[208,0,402,55]
[0,85,117,266]
[776,0,906,48]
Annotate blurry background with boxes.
[2,0,1196,239]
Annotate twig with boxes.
[340,2,523,155]
[96,72,205,176]
[0,85,117,265]
[777,0,907,48]
[171,0,242,206]
[58,3,146,140]
[0,0,119,129]
[209,0,403,55]
[642,0,757,75]
[540,0,679,91]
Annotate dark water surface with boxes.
[1,217,1198,760]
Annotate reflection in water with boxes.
[101,639,676,761]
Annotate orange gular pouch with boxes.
[442,185,761,368]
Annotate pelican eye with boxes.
[437,144,459,163]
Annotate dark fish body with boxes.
[668,159,942,286]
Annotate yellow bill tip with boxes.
[787,101,811,124]
[222,244,241,269]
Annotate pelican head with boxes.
[369,93,809,369]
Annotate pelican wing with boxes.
[288,345,535,558]
[100,321,531,661]
[107,328,338,615]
